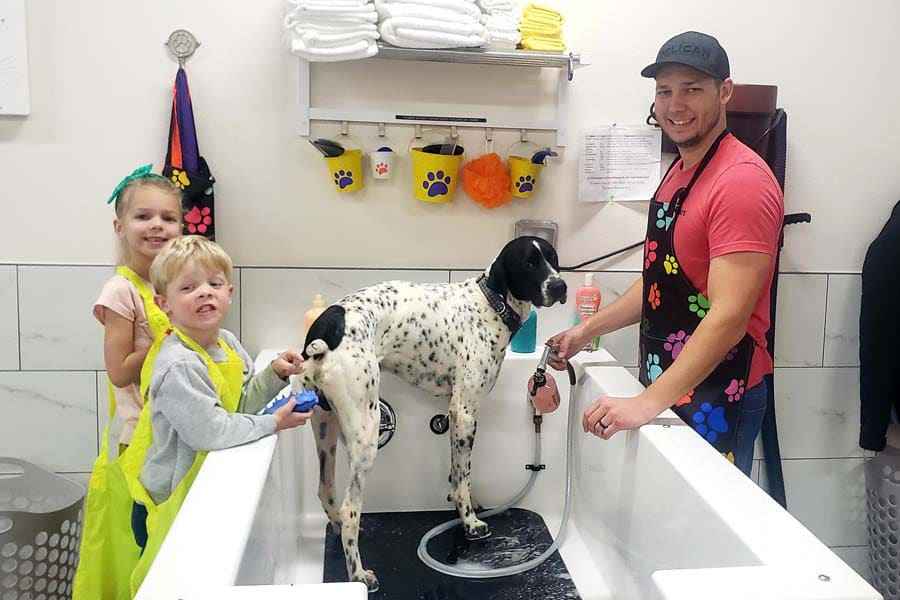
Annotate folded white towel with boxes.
[380,18,488,48]
[374,0,482,22]
[288,0,370,7]
[299,29,380,47]
[382,15,487,36]
[477,0,518,14]
[285,18,378,33]
[290,37,378,61]
[482,13,519,29]
[486,40,517,51]
[487,29,520,44]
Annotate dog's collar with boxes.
[477,275,523,336]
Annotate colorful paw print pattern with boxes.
[644,239,659,269]
[185,206,212,235]
[725,378,745,403]
[693,402,728,443]
[664,329,691,360]
[171,168,190,190]
[423,170,452,197]
[675,389,694,407]
[515,175,536,193]
[333,170,354,189]
[648,282,661,310]
[656,202,674,230]
[723,346,738,362]
[645,353,663,383]
[688,292,710,318]
[663,254,679,275]
[375,162,389,175]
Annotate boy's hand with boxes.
[272,349,305,380]
[273,397,313,431]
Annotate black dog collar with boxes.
[477,275,523,336]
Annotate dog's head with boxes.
[485,236,567,307]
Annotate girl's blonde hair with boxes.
[114,177,183,265]
[150,235,233,295]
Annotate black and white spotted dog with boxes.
[298,236,567,591]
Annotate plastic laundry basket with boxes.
[865,446,900,600]
[0,458,85,600]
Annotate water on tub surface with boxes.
[323,508,579,599]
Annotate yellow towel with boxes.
[522,12,563,27]
[521,35,566,52]
[522,3,563,23]
[519,22,562,37]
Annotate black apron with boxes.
[638,130,754,458]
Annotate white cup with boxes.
[368,149,395,180]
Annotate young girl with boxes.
[93,165,183,448]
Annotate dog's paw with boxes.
[464,519,491,541]
[354,569,379,593]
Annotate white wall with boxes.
[2,0,898,270]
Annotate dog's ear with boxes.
[485,256,509,298]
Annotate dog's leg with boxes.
[311,406,341,533]
[335,361,381,592]
[448,390,490,540]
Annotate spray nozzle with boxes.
[528,343,562,414]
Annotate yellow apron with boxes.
[74,266,170,600]
[124,327,243,596]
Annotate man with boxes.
[550,31,784,475]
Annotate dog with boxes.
[298,236,567,591]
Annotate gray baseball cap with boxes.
[641,31,730,79]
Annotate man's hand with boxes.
[582,393,664,440]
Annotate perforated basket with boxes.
[865,447,900,600]
[0,458,85,600]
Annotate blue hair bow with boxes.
[107,164,166,205]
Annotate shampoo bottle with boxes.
[575,273,601,351]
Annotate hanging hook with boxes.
[450,126,459,140]
[377,122,386,138]
[567,52,575,82]
[341,121,349,136]
[165,29,200,69]
[520,129,528,143]
[415,124,423,139]
[485,127,493,142]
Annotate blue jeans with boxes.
[131,502,148,554]
[732,381,768,477]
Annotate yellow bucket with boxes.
[410,147,464,203]
[509,155,543,198]
[324,149,364,193]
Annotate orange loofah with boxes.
[462,153,512,208]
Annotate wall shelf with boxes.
[296,43,590,146]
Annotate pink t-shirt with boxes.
[659,134,784,388]
[93,273,155,444]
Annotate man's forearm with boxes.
[644,307,750,411]
[582,278,643,338]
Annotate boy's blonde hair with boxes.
[150,235,233,295]
[115,177,183,265]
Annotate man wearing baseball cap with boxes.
[550,32,784,476]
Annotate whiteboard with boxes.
[0,0,30,115]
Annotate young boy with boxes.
[134,235,311,545]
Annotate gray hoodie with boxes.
[139,329,286,504]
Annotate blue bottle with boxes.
[510,309,537,353]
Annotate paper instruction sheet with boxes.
[578,125,661,202]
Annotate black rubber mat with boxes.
[323,508,580,599]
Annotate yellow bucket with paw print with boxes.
[508,156,543,198]
[408,133,465,203]
[324,149,364,193]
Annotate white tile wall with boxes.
[241,268,448,356]
[0,371,98,472]
[0,266,18,370]
[773,273,827,367]
[774,367,862,459]
[824,274,861,367]
[18,265,113,370]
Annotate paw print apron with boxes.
[74,327,242,599]
[163,67,216,240]
[73,266,170,600]
[638,130,754,458]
